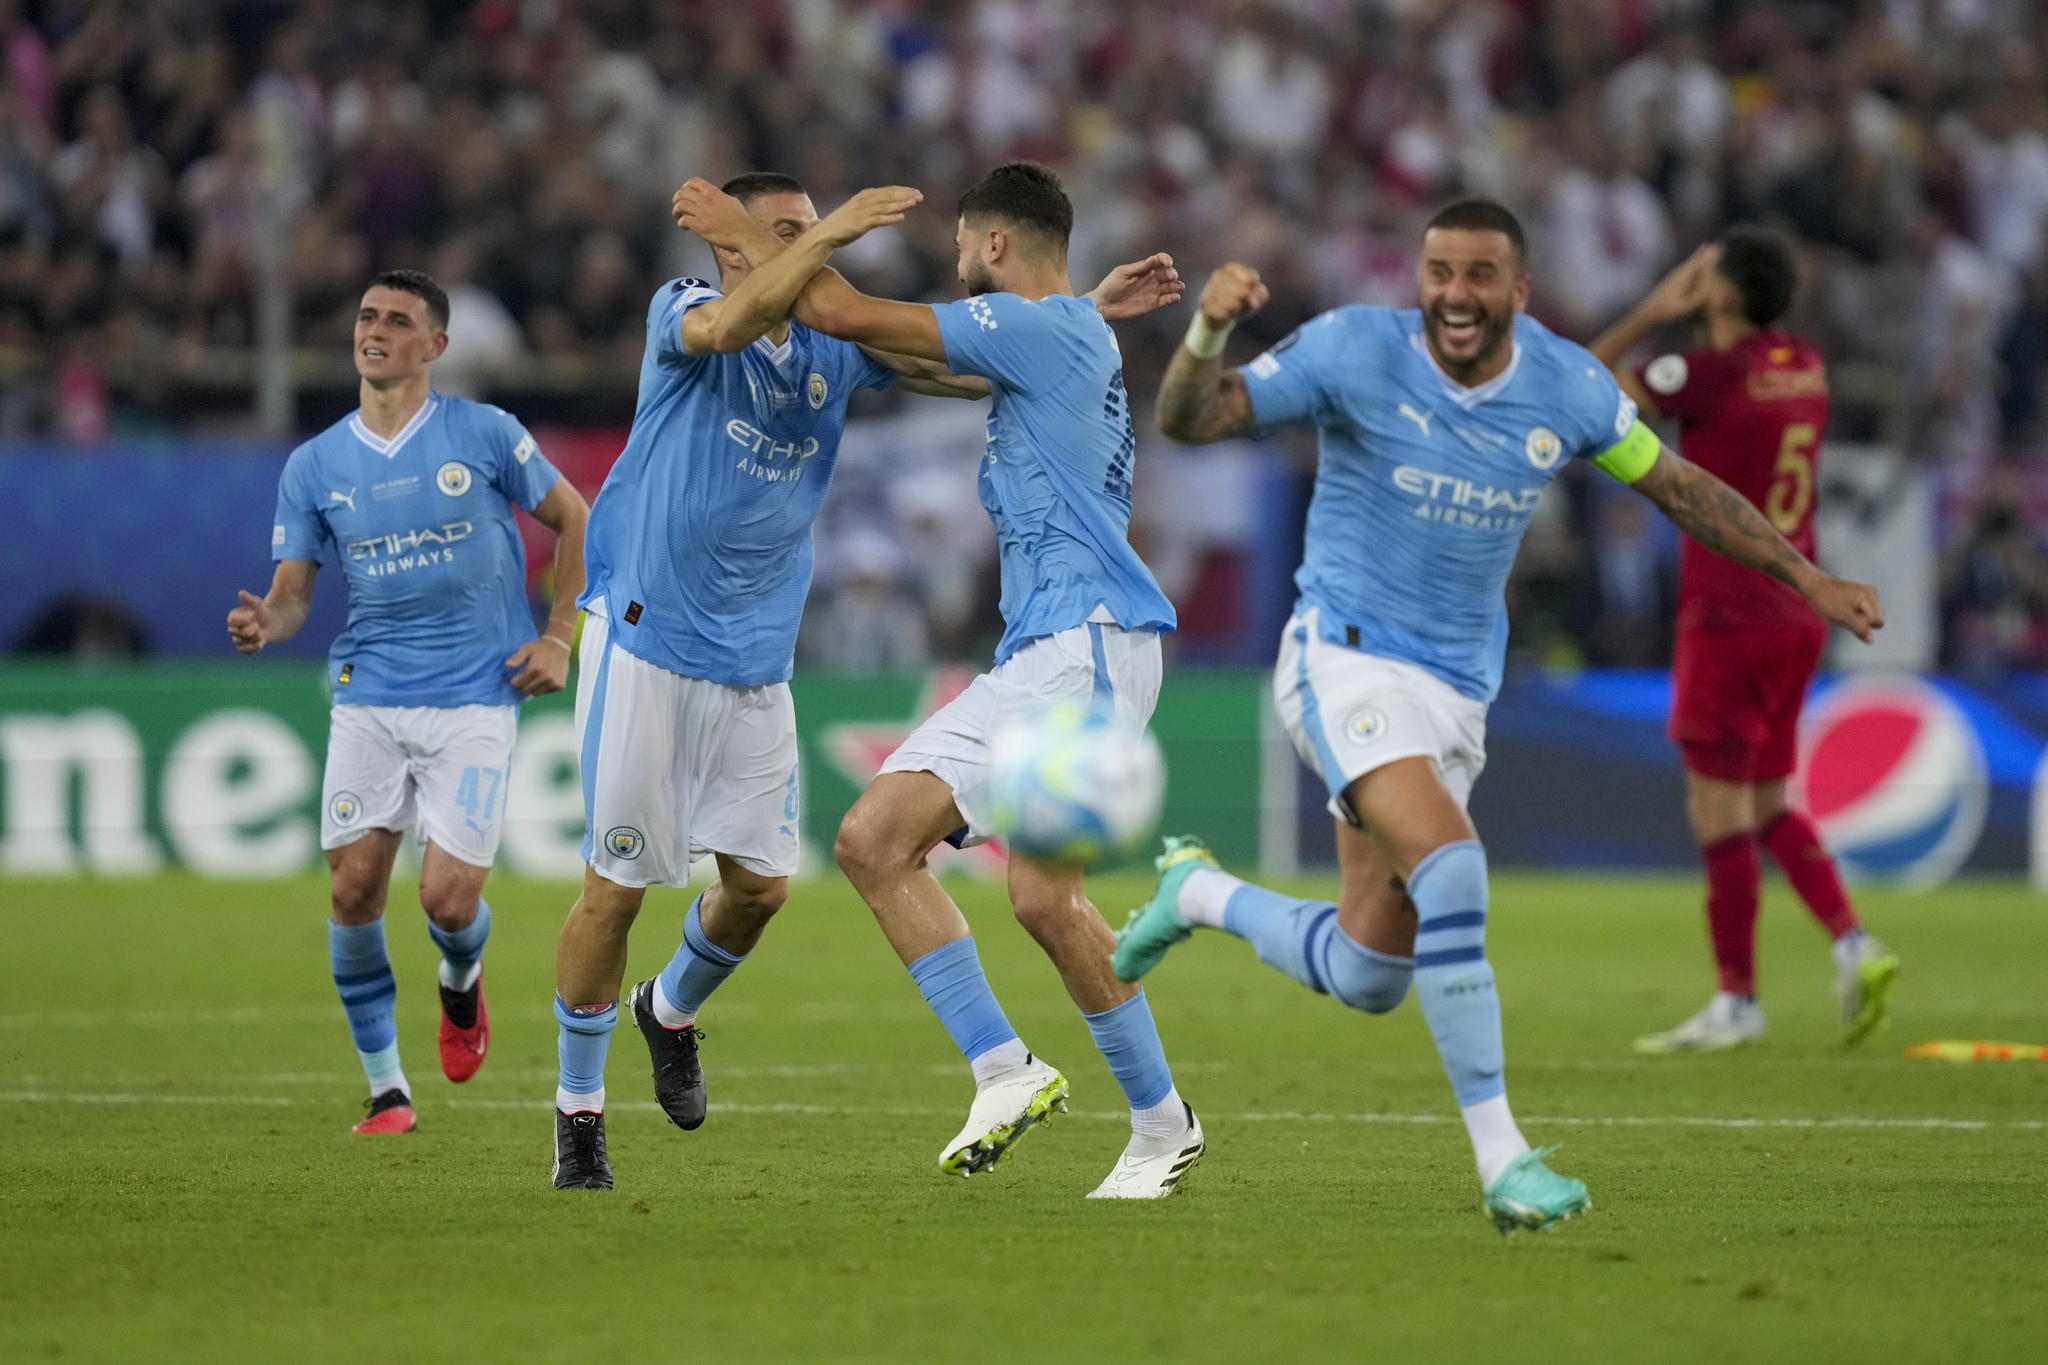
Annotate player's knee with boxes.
[328,876,385,926]
[722,879,787,926]
[1324,934,1413,1015]
[833,806,909,886]
[418,883,480,930]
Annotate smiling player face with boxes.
[1417,228,1531,384]
[354,286,447,384]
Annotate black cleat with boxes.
[629,978,707,1130]
[552,1109,613,1190]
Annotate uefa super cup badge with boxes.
[807,372,828,409]
[437,462,472,496]
[1524,427,1562,470]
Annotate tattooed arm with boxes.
[1631,445,1885,641]
[1154,263,1267,443]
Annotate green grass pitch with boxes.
[4,869,2046,1362]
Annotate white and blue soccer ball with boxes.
[989,704,1167,867]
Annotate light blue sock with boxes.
[427,899,491,986]
[1407,840,1504,1107]
[656,895,745,1020]
[1082,990,1176,1112]
[330,920,406,1095]
[905,937,1019,1065]
[555,996,617,1108]
[1222,884,1414,1013]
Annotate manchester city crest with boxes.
[1344,707,1389,747]
[437,461,472,496]
[1524,426,1562,470]
[807,372,828,410]
[605,826,645,860]
[329,791,363,826]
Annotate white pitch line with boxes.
[2,1091,2041,1131]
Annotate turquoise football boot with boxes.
[1483,1146,1591,1234]
[1112,835,1220,982]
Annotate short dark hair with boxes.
[721,171,807,209]
[1714,224,1797,326]
[957,161,1072,254]
[1423,199,1527,267]
[366,269,448,330]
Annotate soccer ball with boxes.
[988,704,1166,867]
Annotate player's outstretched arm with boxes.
[794,267,947,363]
[1089,253,1184,321]
[858,346,991,399]
[1631,446,1885,642]
[226,559,317,654]
[1154,263,1268,443]
[671,180,923,356]
[503,476,590,696]
[1588,243,1720,418]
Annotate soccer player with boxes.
[1117,200,1883,1231]
[1590,229,1900,1053]
[550,171,1183,1190]
[227,270,589,1135]
[693,160,1206,1200]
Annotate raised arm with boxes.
[1589,243,1720,418]
[670,180,923,355]
[1154,262,1269,443]
[794,267,948,363]
[502,476,590,696]
[227,559,318,654]
[1088,252,1184,321]
[1629,445,1884,641]
[859,345,990,399]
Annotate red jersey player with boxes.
[1592,227,1898,1052]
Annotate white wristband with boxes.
[1184,312,1234,361]
[541,634,574,652]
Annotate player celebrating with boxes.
[228,270,589,1135]
[681,161,1204,1199]
[1590,230,1900,1053]
[1117,200,1883,1231]
[551,171,1182,1190]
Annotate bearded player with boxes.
[678,161,1205,1199]
[229,270,589,1135]
[1591,228,1900,1053]
[550,169,1183,1189]
[1116,200,1883,1232]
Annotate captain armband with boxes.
[1591,420,1661,485]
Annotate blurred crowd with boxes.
[6,0,2048,672]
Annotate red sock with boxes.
[1761,810,1861,940]
[1701,832,1762,997]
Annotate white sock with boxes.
[360,1043,409,1098]
[1830,926,1869,972]
[1131,1086,1190,1139]
[556,1085,605,1114]
[652,976,696,1030]
[1176,868,1242,929]
[1461,1093,1531,1188]
[969,1037,1031,1086]
[437,959,481,992]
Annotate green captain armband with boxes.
[1592,419,1660,485]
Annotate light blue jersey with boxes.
[273,394,561,708]
[1244,307,1657,702]
[580,278,897,686]
[931,291,1176,664]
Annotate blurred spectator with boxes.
[1538,100,1673,336]
[49,84,164,274]
[1942,475,2048,680]
[1941,86,2048,441]
[431,234,524,398]
[13,593,147,658]
[1583,491,1676,666]
[800,529,931,673]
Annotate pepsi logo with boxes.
[1790,676,1986,889]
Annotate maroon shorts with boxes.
[1668,621,1828,783]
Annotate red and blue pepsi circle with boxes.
[1789,675,1987,889]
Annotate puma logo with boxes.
[1398,404,1432,437]
[330,488,357,511]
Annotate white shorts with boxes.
[576,603,800,888]
[881,621,1162,846]
[321,703,519,867]
[1274,607,1489,822]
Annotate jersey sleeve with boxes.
[272,447,327,562]
[650,278,723,370]
[1633,346,1724,424]
[1564,354,1662,485]
[479,404,562,511]
[931,293,1059,389]
[849,343,899,394]
[1241,310,1347,434]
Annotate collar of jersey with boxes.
[751,333,795,369]
[349,397,439,458]
[1408,330,1523,409]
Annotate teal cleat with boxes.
[1112,835,1220,982]
[1483,1146,1590,1235]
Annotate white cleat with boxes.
[938,1054,1068,1178]
[1086,1104,1204,1199]
[1633,992,1764,1054]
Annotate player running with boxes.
[228,269,589,1135]
[1118,200,1883,1231]
[684,160,1204,1200]
[1591,229,1900,1053]
[550,170,1183,1190]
